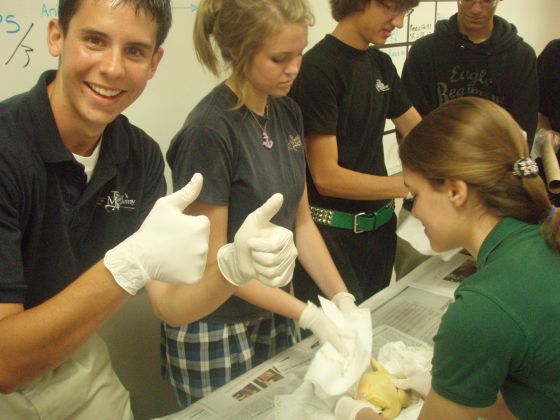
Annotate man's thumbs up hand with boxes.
[105,173,210,295]
[158,172,204,210]
[217,193,298,287]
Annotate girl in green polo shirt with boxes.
[334,97,560,420]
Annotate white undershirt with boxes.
[73,138,102,183]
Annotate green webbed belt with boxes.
[310,200,395,233]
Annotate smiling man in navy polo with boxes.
[0,1,191,418]
[0,0,303,418]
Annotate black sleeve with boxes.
[401,41,435,117]
[383,55,413,119]
[136,138,166,228]
[537,40,560,126]
[507,43,538,143]
[289,59,338,136]
[0,129,29,303]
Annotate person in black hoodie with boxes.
[401,0,538,143]
[394,0,539,280]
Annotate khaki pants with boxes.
[0,335,132,420]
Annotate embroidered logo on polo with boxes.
[97,191,136,213]
[375,79,390,92]
[288,134,302,151]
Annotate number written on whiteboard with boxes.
[5,23,34,67]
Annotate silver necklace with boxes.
[248,106,274,149]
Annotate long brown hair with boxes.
[400,97,560,253]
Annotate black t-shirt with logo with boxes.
[0,71,166,309]
[289,34,411,214]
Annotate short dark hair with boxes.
[329,0,419,21]
[58,0,172,51]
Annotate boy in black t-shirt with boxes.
[289,0,420,304]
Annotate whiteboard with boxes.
[1,0,559,182]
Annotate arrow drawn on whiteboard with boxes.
[5,23,34,67]
[171,0,198,12]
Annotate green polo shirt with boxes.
[431,218,560,419]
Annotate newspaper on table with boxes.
[156,253,475,420]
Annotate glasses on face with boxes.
[458,0,499,7]
[377,0,415,17]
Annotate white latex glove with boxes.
[299,301,348,356]
[331,292,358,314]
[392,371,432,399]
[104,173,210,295]
[531,128,560,159]
[334,396,378,420]
[217,193,297,287]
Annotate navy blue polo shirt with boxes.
[0,70,166,309]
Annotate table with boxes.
[156,253,474,420]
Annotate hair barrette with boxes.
[512,157,539,177]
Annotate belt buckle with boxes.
[353,212,366,233]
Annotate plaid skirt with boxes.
[160,315,298,408]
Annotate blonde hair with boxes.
[193,0,314,108]
[400,97,560,253]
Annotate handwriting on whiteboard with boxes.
[1,1,200,68]
[5,23,34,67]
[1,2,56,68]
